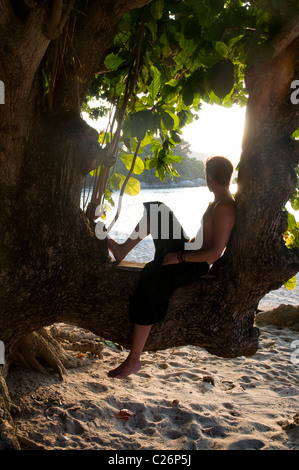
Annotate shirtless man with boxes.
[107,156,236,379]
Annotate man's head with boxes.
[205,156,234,188]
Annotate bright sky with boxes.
[182,102,246,165]
[84,100,247,167]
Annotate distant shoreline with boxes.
[140,177,206,190]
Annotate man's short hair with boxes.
[205,156,234,187]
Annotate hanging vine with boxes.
[83,18,146,223]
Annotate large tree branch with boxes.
[45,0,75,40]
[44,0,153,175]
[288,139,299,165]
[0,249,260,359]
[243,35,299,149]
[243,14,299,148]
[0,0,14,34]
[50,0,152,113]
[85,0,152,17]
[118,0,152,9]
[0,5,50,83]
[272,14,299,58]
[40,113,116,176]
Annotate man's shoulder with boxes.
[213,199,236,222]
[214,198,235,212]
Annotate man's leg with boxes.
[107,201,187,261]
[108,323,152,379]
[107,202,186,379]
[107,212,150,261]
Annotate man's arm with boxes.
[162,202,235,266]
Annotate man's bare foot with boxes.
[108,357,141,379]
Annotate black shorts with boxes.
[129,202,209,325]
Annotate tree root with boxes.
[9,323,104,380]
[0,323,104,449]
[48,323,104,359]
[15,433,45,450]
[0,375,20,449]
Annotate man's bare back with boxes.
[162,194,235,267]
[201,198,235,252]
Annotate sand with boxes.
[5,237,299,452]
[6,315,299,452]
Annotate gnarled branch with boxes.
[45,0,75,40]
[272,14,299,58]
[0,0,14,33]
[49,0,152,113]
[23,0,40,7]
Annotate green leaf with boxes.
[171,167,180,177]
[210,0,226,13]
[104,53,125,71]
[177,110,188,128]
[284,276,297,291]
[109,172,140,196]
[144,157,157,170]
[149,65,161,101]
[90,165,102,177]
[124,176,140,196]
[215,41,229,58]
[109,172,123,191]
[41,67,50,97]
[291,197,299,211]
[96,202,112,219]
[182,86,194,107]
[170,154,183,163]
[196,54,220,67]
[160,30,171,56]
[160,110,174,130]
[183,17,201,41]
[124,110,158,141]
[156,165,166,181]
[170,131,182,143]
[209,60,235,99]
[150,0,164,20]
[162,154,182,164]
[146,18,157,41]
[161,84,179,104]
[288,212,297,231]
[292,128,299,140]
[103,340,123,351]
[120,153,145,174]
[165,79,179,88]
[98,132,112,144]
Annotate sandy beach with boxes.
[6,309,299,452]
[5,235,299,453]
